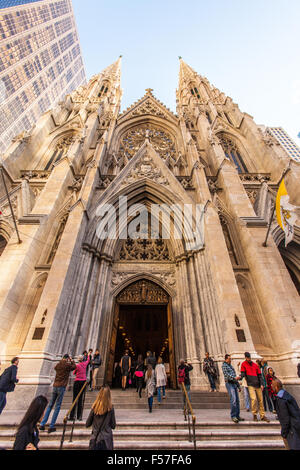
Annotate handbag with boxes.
[89,411,111,450]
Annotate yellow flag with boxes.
[276,179,298,247]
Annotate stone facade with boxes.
[0,57,300,409]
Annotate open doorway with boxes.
[105,279,177,388]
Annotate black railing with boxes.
[181,383,196,450]
[60,381,88,450]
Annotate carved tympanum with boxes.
[117,280,169,304]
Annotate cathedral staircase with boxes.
[0,389,284,450]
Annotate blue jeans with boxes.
[0,392,7,415]
[243,386,250,410]
[157,386,166,403]
[41,386,66,428]
[148,396,153,411]
[226,382,240,419]
[207,373,216,391]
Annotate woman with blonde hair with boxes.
[155,357,167,404]
[86,385,116,450]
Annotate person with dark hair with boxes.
[87,349,93,391]
[70,354,90,421]
[203,352,217,392]
[146,351,156,369]
[222,354,243,424]
[135,355,144,398]
[120,350,131,391]
[266,367,278,414]
[240,352,269,422]
[0,357,19,415]
[272,378,300,450]
[91,349,102,391]
[13,396,48,450]
[113,362,122,389]
[145,365,156,413]
[39,354,76,433]
[178,359,193,410]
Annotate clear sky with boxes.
[72,0,300,142]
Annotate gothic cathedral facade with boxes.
[0,57,300,408]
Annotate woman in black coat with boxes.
[86,385,116,450]
[13,395,48,450]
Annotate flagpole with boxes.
[262,165,291,247]
[0,158,22,244]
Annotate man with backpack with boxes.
[178,359,193,409]
[0,357,19,414]
[272,378,300,450]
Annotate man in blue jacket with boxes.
[272,378,300,450]
[0,357,19,414]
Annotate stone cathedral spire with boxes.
[0,57,299,412]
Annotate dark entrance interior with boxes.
[106,279,177,388]
[114,304,169,364]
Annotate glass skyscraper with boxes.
[0,0,86,152]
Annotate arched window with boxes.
[44,136,74,171]
[218,134,248,173]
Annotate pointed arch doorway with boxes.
[105,279,177,389]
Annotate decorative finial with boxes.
[178,56,182,60]
[145,88,154,95]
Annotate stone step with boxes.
[0,421,281,432]
[0,428,282,441]
[0,439,285,450]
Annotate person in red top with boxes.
[70,355,90,421]
[240,352,270,422]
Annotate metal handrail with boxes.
[181,383,196,450]
[60,380,88,450]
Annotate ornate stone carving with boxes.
[98,175,116,189]
[119,124,176,163]
[258,128,280,147]
[131,99,167,118]
[119,237,172,261]
[68,176,84,193]
[245,188,259,207]
[207,128,220,146]
[111,270,176,288]
[176,176,194,190]
[239,173,271,183]
[117,279,169,304]
[207,177,222,194]
[20,170,50,180]
[121,153,169,187]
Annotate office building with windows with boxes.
[266,127,300,163]
[0,0,86,152]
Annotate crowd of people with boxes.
[0,350,300,450]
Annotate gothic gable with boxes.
[118,89,177,123]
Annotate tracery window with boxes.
[119,124,177,164]
[218,134,248,173]
[44,136,74,171]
